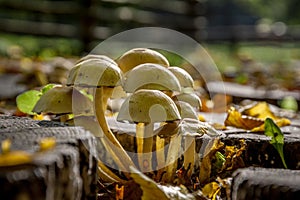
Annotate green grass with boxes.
[202,42,300,72]
[0,33,82,58]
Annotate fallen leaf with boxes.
[243,102,275,119]
[199,138,224,184]
[130,167,196,200]
[202,182,221,200]
[225,103,290,131]
[219,139,246,172]
[224,107,264,130]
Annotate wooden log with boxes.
[231,167,300,200]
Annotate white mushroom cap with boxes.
[175,101,198,120]
[117,89,181,124]
[172,93,202,110]
[67,55,118,86]
[123,63,181,93]
[116,48,169,72]
[67,58,122,87]
[33,86,93,115]
[168,66,194,90]
[75,54,117,65]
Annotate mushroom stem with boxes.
[163,133,182,183]
[183,135,195,178]
[98,161,126,184]
[141,122,154,172]
[60,114,69,123]
[136,123,144,169]
[94,87,135,174]
[101,86,114,111]
[155,135,165,181]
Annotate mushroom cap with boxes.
[168,66,194,89]
[175,101,198,120]
[117,89,181,124]
[116,48,169,72]
[123,63,181,93]
[172,93,202,109]
[33,86,93,115]
[67,58,122,87]
[75,54,117,65]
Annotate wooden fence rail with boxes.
[0,0,299,53]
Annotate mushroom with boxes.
[121,63,181,173]
[32,86,93,122]
[75,54,117,65]
[117,89,181,172]
[168,66,194,94]
[171,93,202,111]
[123,63,181,95]
[174,101,198,179]
[116,48,170,73]
[174,101,198,120]
[66,57,136,174]
[172,93,202,179]
[156,101,198,183]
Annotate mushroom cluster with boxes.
[33,48,220,185]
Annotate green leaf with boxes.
[16,90,41,115]
[215,151,225,170]
[264,118,288,168]
[41,84,58,94]
[79,89,93,101]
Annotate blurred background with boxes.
[0,0,299,111]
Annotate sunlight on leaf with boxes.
[41,83,58,94]
[16,90,41,115]
[264,118,288,169]
[243,102,275,119]
[225,102,290,131]
[16,84,61,115]
[224,107,264,129]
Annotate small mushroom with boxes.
[123,63,181,94]
[32,86,93,122]
[117,89,181,172]
[172,93,202,179]
[116,48,169,73]
[156,101,198,183]
[174,101,198,179]
[174,101,198,120]
[172,93,202,111]
[168,66,194,93]
[75,54,117,65]
[122,63,182,175]
[66,57,136,174]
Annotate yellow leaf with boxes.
[202,182,221,200]
[199,138,224,184]
[225,103,290,131]
[243,102,276,120]
[219,139,246,172]
[225,107,264,130]
[33,114,46,120]
[0,151,32,166]
[39,137,56,152]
